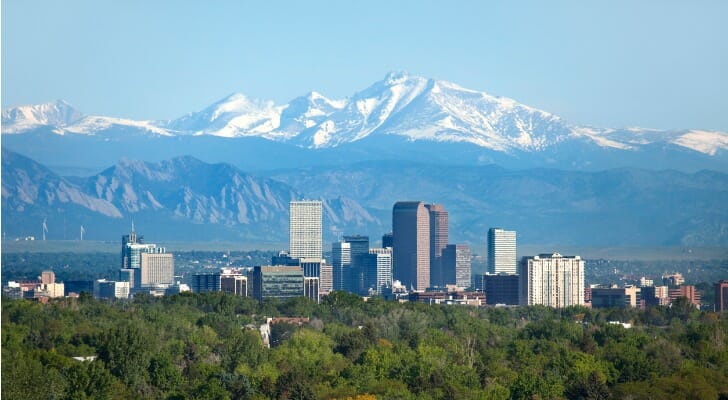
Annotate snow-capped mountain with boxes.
[166,93,283,138]
[1,100,85,133]
[279,91,346,138]
[3,72,727,159]
[1,99,170,136]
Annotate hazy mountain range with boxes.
[2,148,727,246]
[3,72,727,172]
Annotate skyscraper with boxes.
[393,201,430,291]
[442,244,471,289]
[426,204,448,287]
[382,232,394,248]
[716,280,728,312]
[520,253,584,308]
[362,247,393,295]
[332,241,351,291]
[488,228,517,274]
[289,201,323,260]
[344,235,369,293]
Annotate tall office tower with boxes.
[393,201,430,291]
[332,241,351,291]
[140,251,174,287]
[319,264,333,294]
[425,204,448,287]
[520,253,585,308]
[382,232,394,248]
[488,228,517,274]
[289,201,323,260]
[362,248,393,295]
[442,244,471,289]
[344,235,370,293]
[716,280,728,312]
[713,279,728,312]
[121,224,146,269]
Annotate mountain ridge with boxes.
[4,72,727,158]
[3,148,727,246]
[1,148,381,241]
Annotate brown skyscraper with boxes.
[716,280,728,312]
[393,201,430,290]
[425,204,448,287]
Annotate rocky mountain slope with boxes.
[3,149,727,246]
[1,149,380,241]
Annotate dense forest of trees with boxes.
[3,292,728,399]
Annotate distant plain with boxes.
[3,240,727,262]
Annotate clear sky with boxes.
[2,0,727,131]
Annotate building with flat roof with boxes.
[220,274,248,297]
[488,228,517,275]
[332,241,351,291]
[140,252,174,287]
[289,201,322,260]
[716,280,728,312]
[443,244,471,289]
[344,235,370,293]
[319,264,333,295]
[304,277,320,303]
[483,273,519,305]
[520,253,584,308]
[94,280,130,300]
[393,201,430,291]
[669,285,700,308]
[425,204,448,287]
[252,266,305,301]
[591,286,639,308]
[191,273,222,293]
[362,247,393,295]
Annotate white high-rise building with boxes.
[332,241,351,291]
[520,253,585,308]
[289,201,323,260]
[366,247,393,294]
[488,228,517,274]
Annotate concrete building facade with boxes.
[520,253,585,308]
[289,201,323,260]
[488,228,517,274]
[393,201,430,291]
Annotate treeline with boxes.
[3,292,728,400]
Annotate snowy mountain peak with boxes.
[2,99,85,133]
[3,74,727,157]
[384,70,413,86]
[167,92,281,137]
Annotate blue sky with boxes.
[2,1,727,131]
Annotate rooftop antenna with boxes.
[42,218,48,241]
[80,225,85,241]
